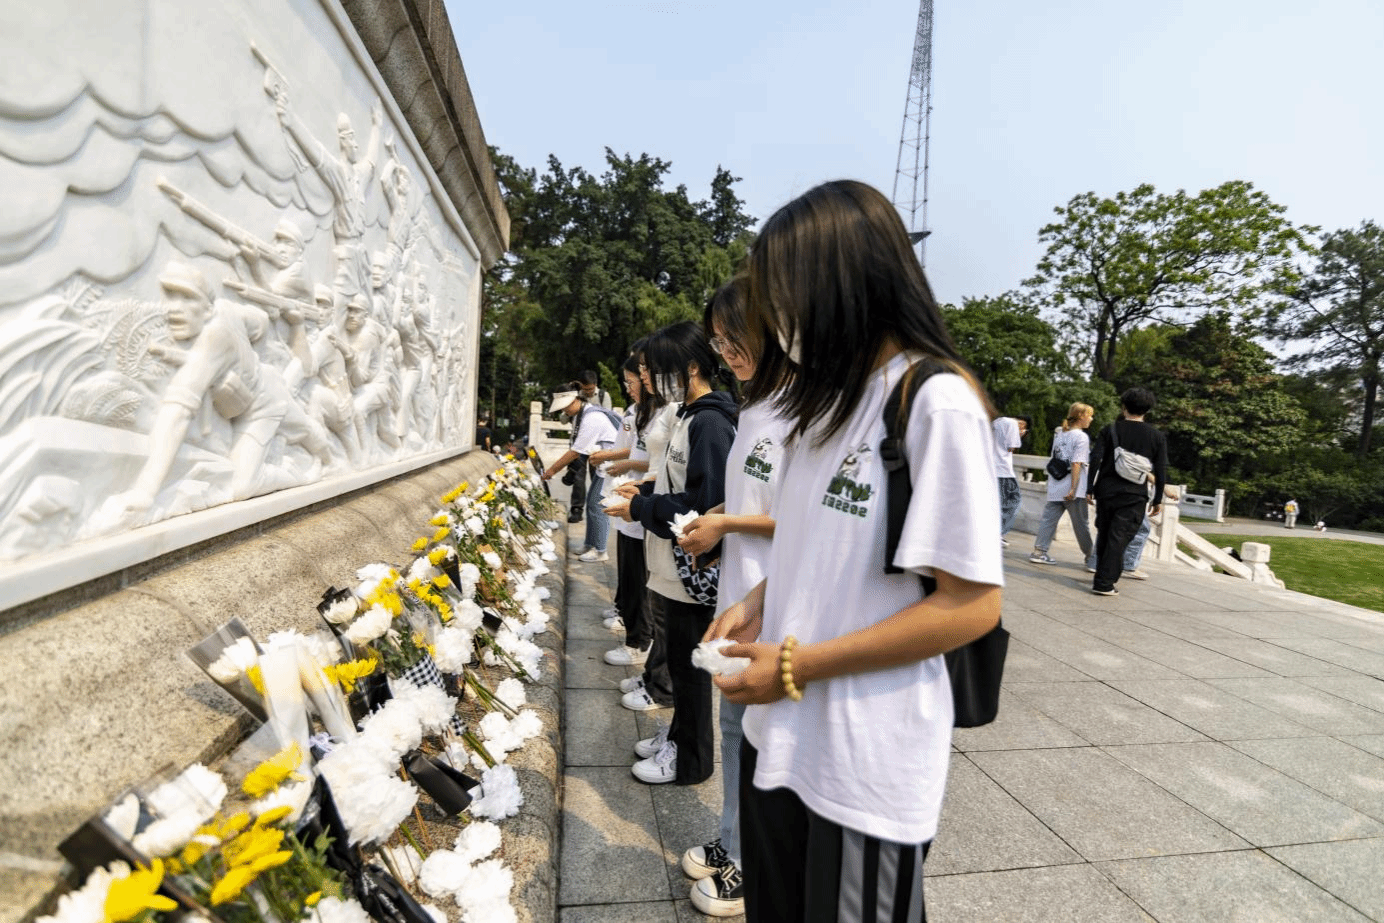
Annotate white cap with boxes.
[549,390,579,414]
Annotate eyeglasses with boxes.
[709,336,743,359]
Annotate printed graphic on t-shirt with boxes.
[636,434,647,450]
[668,445,686,467]
[743,437,776,483]
[822,443,875,518]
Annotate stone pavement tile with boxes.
[566,639,627,691]
[1114,609,1249,643]
[1107,679,1318,740]
[567,605,620,643]
[559,768,672,905]
[560,901,679,923]
[1059,616,1273,679]
[1296,675,1384,712]
[1207,677,1384,736]
[1000,638,1094,683]
[650,766,725,886]
[1193,608,1353,640]
[674,897,744,923]
[1102,741,1384,847]
[952,690,1090,752]
[1007,682,1208,745]
[1097,850,1372,923]
[927,755,1083,874]
[566,688,645,767]
[1342,735,1384,759]
[1189,635,1357,677]
[1267,838,1384,921]
[1228,737,1384,823]
[924,865,1155,922]
[1006,611,1185,681]
[969,748,1247,861]
[1260,637,1384,679]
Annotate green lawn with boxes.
[1202,534,1384,614]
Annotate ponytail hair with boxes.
[1062,403,1093,432]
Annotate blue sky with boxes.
[446,0,1384,307]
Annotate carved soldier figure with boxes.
[337,294,399,451]
[300,284,365,463]
[105,261,336,516]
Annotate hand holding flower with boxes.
[613,481,641,500]
[603,499,632,522]
[713,641,790,705]
[678,513,725,560]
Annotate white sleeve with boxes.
[893,375,1004,587]
[1072,430,1090,465]
[571,408,612,455]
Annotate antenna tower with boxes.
[892,0,934,265]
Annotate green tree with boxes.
[1115,314,1306,488]
[1025,181,1310,381]
[701,166,757,248]
[1270,220,1384,456]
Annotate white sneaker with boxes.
[691,865,744,917]
[682,837,733,879]
[632,741,677,784]
[578,549,609,563]
[621,687,664,712]
[604,643,651,666]
[603,614,625,632]
[619,676,645,694]
[634,722,669,759]
[1122,569,1149,581]
[601,606,619,620]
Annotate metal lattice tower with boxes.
[892,0,934,265]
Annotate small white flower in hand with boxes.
[669,511,698,539]
[692,638,750,677]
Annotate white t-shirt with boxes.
[742,354,1004,845]
[991,417,1021,479]
[717,400,793,616]
[641,402,680,487]
[1046,428,1089,500]
[571,404,618,456]
[613,405,645,539]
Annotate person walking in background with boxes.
[1284,497,1299,529]
[1087,479,1180,580]
[993,414,1030,546]
[1086,387,1168,597]
[1030,403,1094,566]
[541,383,619,562]
[707,181,1002,923]
[474,414,492,452]
[579,369,613,409]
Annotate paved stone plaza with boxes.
[554,525,1384,922]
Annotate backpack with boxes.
[1108,421,1154,485]
[880,361,1008,728]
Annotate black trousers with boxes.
[1093,494,1148,592]
[615,532,651,649]
[651,592,715,784]
[567,456,588,517]
[740,742,931,923]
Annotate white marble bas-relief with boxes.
[0,0,484,600]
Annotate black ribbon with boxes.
[403,750,481,816]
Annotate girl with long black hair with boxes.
[708,180,1003,922]
[607,320,738,785]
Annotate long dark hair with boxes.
[746,179,993,442]
[703,276,792,406]
[644,320,739,403]
[624,336,664,432]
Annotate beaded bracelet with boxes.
[779,635,804,701]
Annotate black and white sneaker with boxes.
[682,837,732,879]
[691,864,744,917]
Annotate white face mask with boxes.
[656,373,686,403]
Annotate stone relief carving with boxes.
[0,3,482,568]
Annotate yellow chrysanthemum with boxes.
[306,892,323,907]
[431,526,450,544]
[225,827,285,869]
[332,658,376,693]
[103,859,177,923]
[406,578,424,596]
[248,850,293,874]
[437,603,452,622]
[427,547,449,566]
[242,743,303,798]
[210,865,258,906]
[213,811,252,839]
[429,513,449,527]
[431,573,452,589]
[254,805,294,828]
[411,537,428,552]
[246,664,265,695]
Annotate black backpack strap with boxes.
[880,359,943,583]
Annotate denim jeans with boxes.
[718,695,746,867]
[1033,498,1093,556]
[998,477,1022,536]
[583,472,608,552]
[1087,514,1150,572]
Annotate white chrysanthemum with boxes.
[494,678,526,711]
[510,710,544,742]
[453,821,502,864]
[692,638,751,677]
[421,904,448,923]
[309,896,373,923]
[344,604,393,645]
[392,682,457,735]
[418,848,470,898]
[207,636,259,682]
[464,516,485,536]
[131,813,202,858]
[461,898,516,923]
[408,556,441,585]
[318,746,417,846]
[481,551,502,570]
[323,596,359,625]
[359,696,425,759]
[470,764,523,820]
[478,712,523,754]
[540,551,557,562]
[252,779,313,823]
[102,794,139,840]
[489,628,542,678]
[433,626,476,673]
[454,859,514,913]
[379,844,422,886]
[669,510,698,539]
[35,863,126,923]
[451,598,485,632]
[145,764,226,823]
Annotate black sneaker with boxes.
[567,511,583,523]
[691,864,744,917]
[681,837,732,879]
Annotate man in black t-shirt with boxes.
[475,415,492,452]
[1086,388,1168,597]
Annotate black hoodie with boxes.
[629,389,739,540]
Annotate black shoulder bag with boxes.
[880,361,1009,728]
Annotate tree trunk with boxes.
[1358,369,1378,456]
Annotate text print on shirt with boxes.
[667,444,687,467]
[743,437,777,483]
[822,443,875,518]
